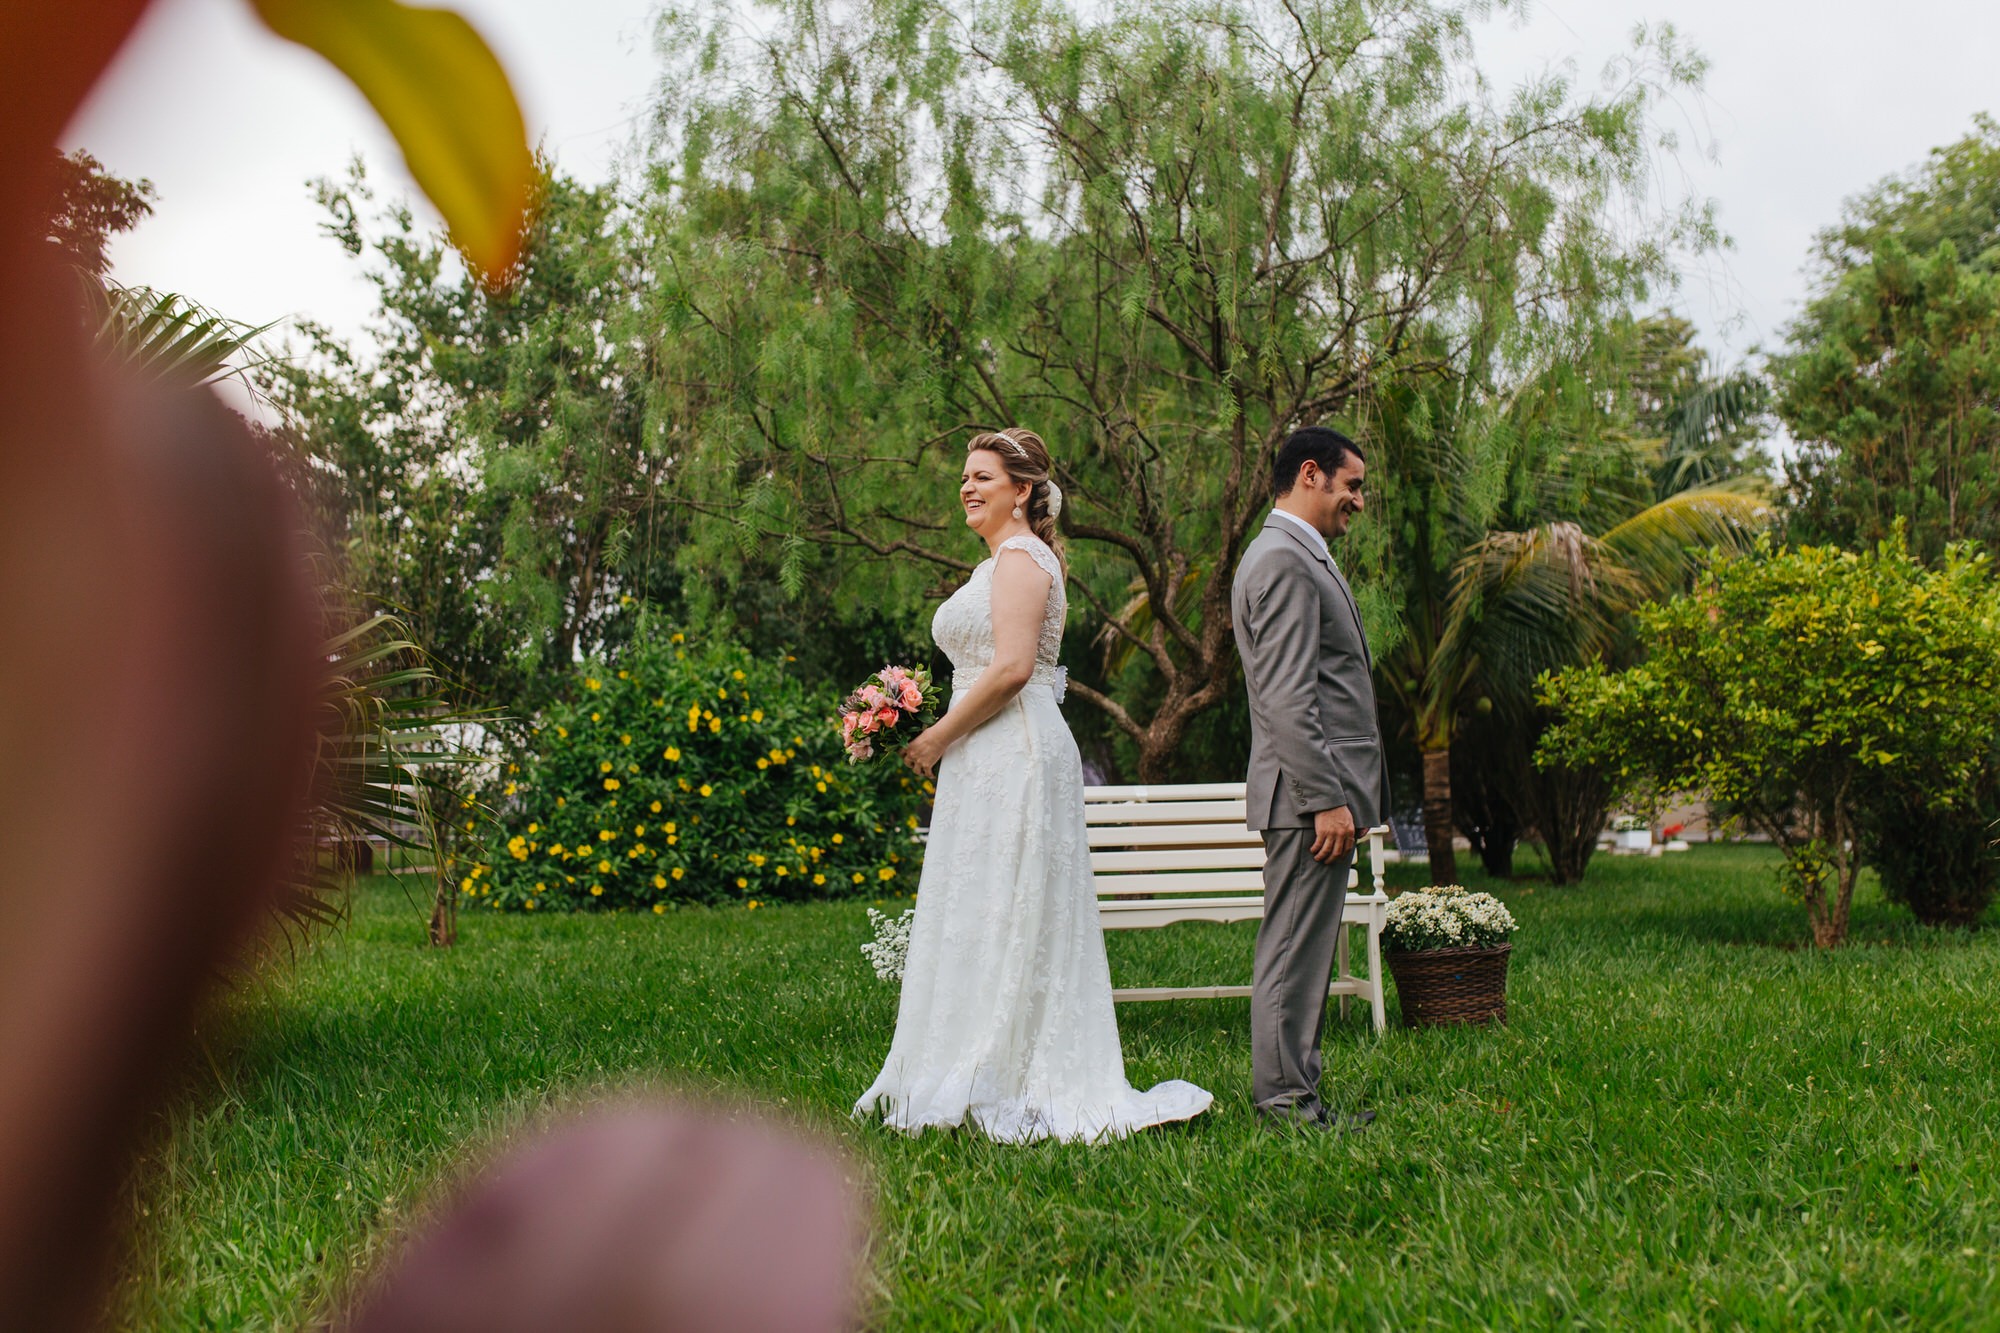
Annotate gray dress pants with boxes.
[1251,828,1352,1115]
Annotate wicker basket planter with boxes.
[1385,942,1511,1028]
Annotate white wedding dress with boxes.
[854,533,1212,1143]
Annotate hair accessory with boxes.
[1044,480,1063,520]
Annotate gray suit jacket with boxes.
[1230,515,1391,831]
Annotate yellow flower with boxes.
[535,882,547,893]
[590,885,603,896]
[504,781,518,796]
[708,717,721,733]
[907,815,919,828]
[679,778,691,791]
[620,733,632,745]
[751,709,764,722]
[664,821,677,834]
[732,670,746,682]
[653,874,667,889]
[591,711,601,722]
[736,877,749,888]
[618,669,630,678]
[653,903,665,914]
[852,873,865,884]
[672,633,684,643]
[598,860,613,874]
[812,873,826,886]
[556,795,567,806]
[620,595,633,606]
[831,833,844,845]
[748,853,767,867]
[878,867,896,881]
[671,867,684,880]
[549,843,565,856]
[604,778,620,791]
[556,726,568,738]
[586,677,602,691]
[634,824,646,836]
[785,815,796,826]
[600,761,613,773]
[600,829,615,841]
[650,800,663,813]
[716,688,728,699]
[663,746,681,762]
[775,865,788,876]
[667,835,679,846]
[756,758,770,770]
[527,822,539,834]
[526,898,538,910]
[747,900,760,910]
[815,781,827,794]
[699,784,713,797]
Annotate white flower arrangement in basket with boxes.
[1382,884,1517,953]
[861,905,914,981]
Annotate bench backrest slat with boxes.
[1084,800,1248,825]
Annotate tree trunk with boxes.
[428,873,456,948]
[1420,744,1457,885]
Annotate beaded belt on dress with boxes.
[953,663,1067,699]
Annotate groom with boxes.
[1230,426,1390,1130]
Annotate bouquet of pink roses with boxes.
[837,663,940,764]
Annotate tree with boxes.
[1775,117,2000,563]
[1369,342,1768,883]
[645,0,1716,781]
[1775,238,2000,562]
[1539,533,2000,947]
[265,163,686,715]
[42,149,154,280]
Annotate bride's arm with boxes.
[901,550,1052,777]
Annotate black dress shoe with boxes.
[1326,1107,1376,1133]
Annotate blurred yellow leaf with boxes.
[249,0,532,284]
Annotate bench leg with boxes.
[1337,924,1351,1022]
[1367,915,1386,1033]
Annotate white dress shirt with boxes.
[1267,506,1335,570]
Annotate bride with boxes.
[853,428,1212,1143]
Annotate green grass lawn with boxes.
[116,846,2000,1330]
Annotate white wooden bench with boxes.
[1085,782,1392,1032]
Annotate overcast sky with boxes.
[64,0,2000,373]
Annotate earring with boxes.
[1011,504,1023,520]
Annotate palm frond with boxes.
[87,280,276,391]
[1598,482,1774,597]
[1442,522,1647,704]
[282,615,491,942]
[1655,372,1769,496]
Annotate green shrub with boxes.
[1862,750,2000,928]
[473,620,927,912]
[1540,531,2000,947]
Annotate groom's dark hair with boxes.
[1272,426,1364,498]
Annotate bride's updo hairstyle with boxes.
[967,427,1066,569]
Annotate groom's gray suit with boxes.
[1230,513,1390,1116]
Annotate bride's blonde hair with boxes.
[966,427,1066,570]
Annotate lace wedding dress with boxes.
[854,533,1212,1143]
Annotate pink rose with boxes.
[858,684,888,710]
[898,680,922,709]
[876,707,900,729]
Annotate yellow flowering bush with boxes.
[479,624,924,911]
